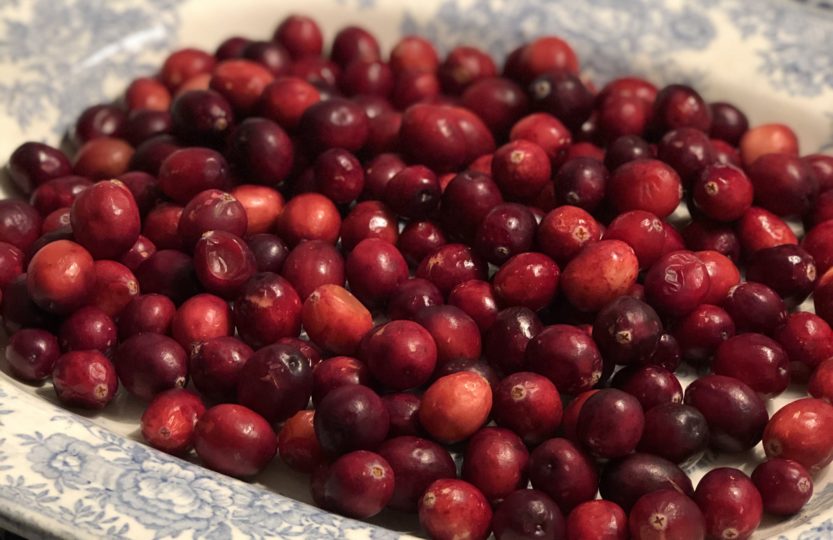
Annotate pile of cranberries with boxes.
[4,12,833,539]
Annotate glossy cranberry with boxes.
[382,393,423,438]
[139,202,181,250]
[447,279,499,332]
[752,459,813,515]
[289,57,340,90]
[0,200,42,251]
[612,365,683,412]
[187,336,252,403]
[225,120,294,187]
[170,89,234,145]
[124,76,172,111]
[5,328,59,383]
[528,438,598,512]
[413,305,481,369]
[638,403,709,465]
[270,15,320,58]
[0,241,24,288]
[140,388,205,455]
[298,97,368,152]
[276,409,323,473]
[737,206,798,256]
[57,306,116,357]
[493,252,560,312]
[116,294,174,341]
[302,285,372,355]
[644,250,710,316]
[566,499,627,540]
[525,324,602,395]
[528,71,593,131]
[722,281,787,335]
[681,219,740,261]
[605,211,666,269]
[310,383,389,455]
[604,135,652,171]
[692,163,753,222]
[170,293,232,351]
[415,243,488,296]
[650,84,711,135]
[114,333,187,401]
[763,398,833,472]
[52,350,118,409]
[489,140,551,202]
[740,123,799,168]
[73,103,126,144]
[310,355,369,406]
[157,147,230,204]
[471,203,534,265]
[600,453,693,512]
[26,239,95,314]
[672,304,734,365]
[276,192,341,247]
[114,171,158,218]
[179,192,248,252]
[233,272,301,348]
[656,127,716,186]
[70,179,140,259]
[808,189,833,226]
[246,233,288,273]
[490,372,561,445]
[461,428,529,504]
[338,204,397,254]
[279,240,344,301]
[382,165,440,220]
[160,47,215,90]
[806,154,833,193]
[328,25,380,66]
[8,142,73,194]
[593,296,662,367]
[561,240,639,312]
[536,206,601,266]
[628,489,705,540]
[693,251,738,306]
[745,245,816,306]
[256,77,321,130]
[206,59,273,115]
[194,404,276,477]
[30,175,92,217]
[458,78,526,139]
[551,160,605,213]
[399,220,447,267]
[358,320,436,391]
[389,68,437,108]
[776,313,833,373]
[684,374,768,452]
[708,102,748,145]
[360,153,403,200]
[419,371,492,443]
[694,467,762,540]
[383,279,443,322]
[440,171,504,242]
[25,226,74,264]
[596,92,651,142]
[608,159,682,218]
[72,137,133,179]
[312,450,394,519]
[748,152,818,216]
[417,479,492,540]
[134,249,199,305]
[399,103,471,172]
[577,389,645,459]
[123,108,172,146]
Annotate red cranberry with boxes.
[72,137,133,179]
[299,98,369,153]
[329,25,381,66]
[681,219,741,261]
[697,250,741,304]
[26,240,95,314]
[208,59,273,115]
[448,279,499,332]
[140,389,205,455]
[611,365,682,411]
[277,409,323,473]
[383,165,441,220]
[160,47,215,90]
[276,192,341,247]
[302,284,373,355]
[170,293,232,350]
[142,203,183,250]
[740,123,799,168]
[30,175,92,217]
[440,170,504,241]
[749,152,818,216]
[360,320,437,391]
[391,69,440,109]
[650,84,711,134]
[605,135,653,171]
[711,138,741,166]
[510,113,571,167]
[363,153,406,200]
[58,306,117,356]
[672,304,735,365]
[593,296,662,366]
[235,342,311,424]
[722,281,787,335]
[577,389,644,459]
[417,479,492,540]
[124,76,171,111]
[0,241,24,289]
[73,104,126,144]
[656,127,716,186]
[566,499,627,540]
[420,372,492,443]
[552,158,606,212]
[114,333,188,401]
[246,233,288,273]
[70,180,140,259]
[484,307,543,376]
[339,60,393,98]
[491,140,551,201]
[751,458,813,515]
[340,201,397,252]
[737,206,797,255]
[763,398,833,472]
[684,374,768,452]
[597,93,651,142]
[528,71,593,131]
[312,450,394,519]
[600,453,693,512]
[416,243,488,295]
[628,490,705,540]
[118,293,175,340]
[192,230,256,299]
[644,250,710,317]
[463,427,529,503]
[130,135,180,175]
[708,102,748,145]
[399,220,448,267]
[158,147,230,204]
[492,371,562,445]
[257,77,321,130]
[746,244,816,306]
[52,350,118,409]
[776,312,833,370]
[194,404,276,477]
[135,249,199,305]
[179,189,247,249]
[803,219,833,276]
[638,403,709,465]
[387,277,444,321]
[694,468,762,540]
[536,205,602,265]
[493,252,560,312]
[526,324,603,394]
[473,203,536,265]
[313,384,389,455]
[460,77,528,138]
[311,355,370,406]
[808,189,833,226]
[170,89,234,145]
[608,159,682,218]
[0,200,42,251]
[226,118,294,185]
[413,305,481,369]
[561,240,639,312]
[281,240,345,300]
[604,211,665,269]
[233,272,301,349]
[692,163,753,221]
[115,171,159,218]
[123,109,173,146]
[1,274,55,333]
[806,153,833,192]
[399,103,470,172]
[5,328,60,382]
[190,336,252,403]
[528,438,598,512]
[8,142,73,194]
[383,393,424,438]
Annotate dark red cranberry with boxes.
[722,281,787,335]
[483,307,541,375]
[644,250,710,316]
[135,249,199,305]
[577,389,645,459]
[709,102,748,145]
[375,436,455,513]
[246,233,288,273]
[448,279,499,332]
[190,336,252,403]
[362,153,405,200]
[692,163,754,222]
[386,278,444,321]
[290,57,341,88]
[313,450,394,519]
[377,394,421,438]
[604,135,652,171]
[311,355,370,406]
[697,250,741,304]
[193,230,256,299]
[30,175,92,217]
[398,220,447,267]
[340,201,398,252]
[737,206,797,256]
[418,479,492,540]
[528,71,593,131]
[213,36,249,60]
[70,179,140,259]
[472,203,535,265]
[492,371,562,445]
[600,453,693,512]
[749,153,818,217]
[52,350,118,409]
[0,241,24,290]
[141,203,183,250]
[399,104,468,172]
[157,147,230,204]
[672,304,735,365]
[208,59,274,115]
[26,239,94,314]
[608,159,682,218]
[440,170,504,241]
[650,84,711,135]
[1,274,54,333]
[178,189,247,248]
[553,158,607,211]
[0,200,42,251]
[413,304,481,369]
[299,98,368,152]
[141,389,205,455]
[566,499,627,540]
[597,92,651,143]
[628,490,705,540]
[235,342,311,424]
[170,89,234,145]
[281,240,345,300]
[611,365,682,411]
[638,403,709,465]
[384,165,440,220]
[656,127,716,186]
[359,320,437,391]
[460,77,528,138]
[491,139,551,202]
[763,398,833,472]
[493,252,560,312]
[330,25,381,66]
[72,103,126,144]
[682,219,741,261]
[526,324,602,395]
[390,69,438,109]
[114,333,187,401]
[751,458,813,515]
[194,404,277,478]
[117,293,175,340]
[172,293,231,350]
[684,374,768,452]
[276,192,341,247]
[160,47,215,90]
[493,489,565,540]
[123,109,172,146]
[311,148,364,204]
[416,243,488,295]
[233,272,302,349]
[528,438,598,512]
[116,171,159,217]
[226,118,294,185]
[694,468,762,540]
[462,427,529,503]
[273,15,322,58]
[438,46,497,93]
[314,384,389,455]
[58,306,116,356]
[747,244,816,306]
[804,220,833,276]
[806,153,833,193]
[5,328,59,382]
[346,237,409,307]
[8,142,73,194]
[776,312,833,370]
[388,35,438,75]
[592,296,662,367]
[257,76,321,130]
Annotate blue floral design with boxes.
[25,433,101,492]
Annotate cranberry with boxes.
[608,159,682,218]
[123,108,173,146]
[807,154,833,192]
[672,304,735,365]
[480,307,540,375]
[8,142,73,194]
[419,371,492,443]
[142,203,184,250]
[566,499,627,540]
[611,365,683,411]
[328,25,380,66]
[299,98,369,153]
[776,312,833,370]
[399,103,469,172]
[491,489,565,540]
[697,250,741,304]
[681,218,741,261]
[30,175,92,217]
[740,123,799,168]
[130,135,180,175]
[684,374,768,452]
[226,119,294,186]
[257,77,321,130]
[528,438,598,512]
[26,239,95,314]
[473,203,536,265]
[711,139,741,167]
[656,128,715,185]
[600,453,693,512]
[416,243,488,295]
[312,450,394,519]
[276,192,341,247]
[311,355,370,406]
[712,333,790,398]
[277,409,323,473]
[526,324,603,395]
[124,76,171,110]
[803,220,833,276]
[551,158,606,212]
[462,427,529,503]
[157,147,230,204]
[0,200,42,251]
[0,241,24,288]
[52,350,118,409]
[116,231,155,270]
[1,274,55,333]
[638,403,709,465]
[399,220,448,267]
[722,281,787,335]
[593,296,662,366]
[73,104,126,144]
[72,137,133,179]
[339,202,397,252]
[448,279,499,332]
[247,233,288,273]
[707,101,748,145]
[233,272,301,349]
[302,284,373,355]
[170,89,234,145]
[737,206,797,255]
[597,93,651,142]
[40,208,72,234]
[628,490,705,540]
[281,240,345,300]
[763,397,833,472]
[360,320,437,391]
[604,211,665,269]
[70,179,140,259]
[604,135,652,171]
[650,84,711,134]
[748,152,817,216]
[5,328,60,383]
[117,293,175,340]
[387,278,444,321]
[170,293,232,350]
[135,249,199,305]
[362,153,406,200]
[492,371,562,445]
[536,205,602,265]
[460,77,528,139]
[160,47,215,90]
[58,306,117,356]
[413,305,481,369]
[577,389,644,459]
[440,170,504,241]
[207,59,273,115]
[194,404,277,477]
[189,336,252,403]
[493,252,560,312]
[694,468,762,540]
[311,383,389,456]
[809,190,833,226]
[644,250,710,317]
[561,240,639,312]
[751,458,813,515]
[489,140,551,202]
[114,333,188,401]
[692,163,753,221]
[191,230,255,298]
[383,165,440,220]
[528,71,593,131]
[383,393,423,438]
[140,388,205,455]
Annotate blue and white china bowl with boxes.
[1,1,832,538]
